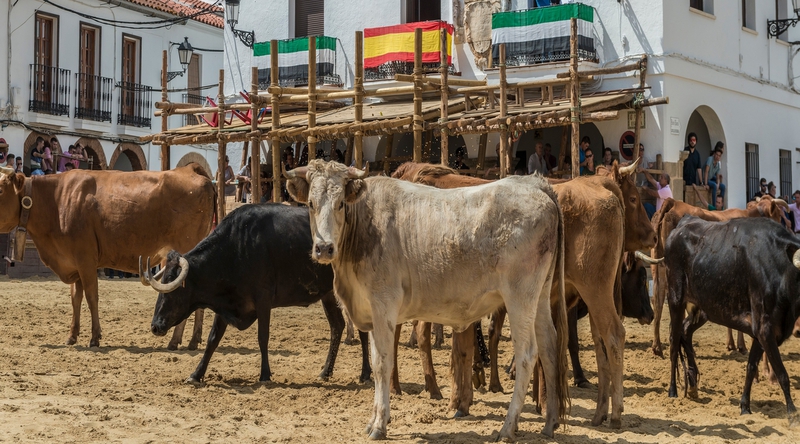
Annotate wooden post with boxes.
[354,31,364,168]
[160,51,170,171]
[499,43,508,178]
[633,55,647,162]
[307,36,317,161]
[250,66,261,204]
[270,40,282,203]
[559,126,569,172]
[413,27,423,163]
[345,136,354,167]
[383,133,394,175]
[216,69,226,221]
[569,18,581,177]
[477,133,488,176]
[439,28,449,166]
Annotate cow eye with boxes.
[338,201,344,210]
[308,200,314,210]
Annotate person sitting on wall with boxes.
[29,136,45,176]
[692,183,724,211]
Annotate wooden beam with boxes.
[250,66,262,204]
[413,28,423,163]
[569,18,581,177]
[355,31,364,168]
[216,69,227,222]
[477,133,488,176]
[556,59,644,79]
[307,36,317,161]
[394,73,486,87]
[160,51,170,171]
[499,43,509,177]
[270,40,282,203]
[383,133,394,175]
[633,55,646,162]
[439,29,449,166]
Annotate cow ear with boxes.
[11,172,25,192]
[344,178,367,203]
[286,177,310,203]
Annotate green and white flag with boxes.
[491,3,595,66]
[253,36,336,85]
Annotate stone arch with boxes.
[109,142,147,171]
[75,137,107,170]
[176,152,212,176]
[22,131,62,174]
[686,105,726,162]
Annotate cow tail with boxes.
[555,201,571,421]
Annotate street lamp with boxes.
[167,37,194,82]
[768,0,800,38]
[225,0,255,48]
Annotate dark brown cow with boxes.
[392,160,656,428]
[649,196,789,356]
[0,165,214,347]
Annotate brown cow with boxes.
[0,165,214,347]
[392,160,656,429]
[649,196,789,356]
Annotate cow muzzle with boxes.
[793,318,800,338]
[150,322,168,337]
[313,242,335,263]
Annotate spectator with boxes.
[692,184,725,211]
[14,156,23,174]
[236,156,253,202]
[527,142,548,176]
[5,153,15,169]
[754,177,768,199]
[789,190,800,235]
[330,148,344,164]
[768,181,777,198]
[579,136,594,175]
[640,169,672,219]
[704,142,725,201]
[683,132,702,186]
[484,143,502,178]
[222,155,236,197]
[58,145,77,172]
[452,147,470,171]
[42,139,56,174]
[600,147,614,168]
[30,136,45,176]
[543,143,558,171]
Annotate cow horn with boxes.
[146,256,189,294]
[139,256,149,286]
[0,166,14,176]
[793,249,800,270]
[347,165,367,179]
[755,196,762,202]
[139,256,168,287]
[635,250,664,264]
[772,198,790,210]
[283,165,308,180]
[618,157,640,176]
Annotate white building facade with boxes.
[224,0,800,208]
[0,0,224,175]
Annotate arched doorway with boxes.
[22,131,62,175]
[109,143,147,171]
[75,137,107,170]
[685,106,725,163]
[176,152,212,177]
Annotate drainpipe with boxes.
[6,0,12,114]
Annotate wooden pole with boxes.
[354,31,364,168]
[499,43,508,178]
[270,40,282,203]
[413,27,423,163]
[559,125,569,171]
[569,18,581,177]
[633,55,647,162]
[477,133,488,176]
[383,133,394,175]
[216,69,227,221]
[439,28,449,166]
[250,66,261,204]
[160,51,170,171]
[307,36,317,161]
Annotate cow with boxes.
[649,196,789,357]
[392,160,656,429]
[665,216,800,427]
[0,165,214,348]
[143,204,371,384]
[284,160,569,440]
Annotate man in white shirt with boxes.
[641,170,672,219]
[527,142,548,176]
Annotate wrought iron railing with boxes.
[182,93,205,126]
[29,64,70,116]
[117,81,153,128]
[75,73,113,122]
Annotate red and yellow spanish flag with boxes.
[364,21,453,69]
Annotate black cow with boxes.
[665,216,799,426]
[568,251,657,387]
[143,204,371,384]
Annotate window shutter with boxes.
[296,0,324,37]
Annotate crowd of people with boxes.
[0,136,88,177]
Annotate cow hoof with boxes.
[166,343,179,351]
[541,423,556,438]
[652,347,664,358]
[687,386,699,399]
[740,406,751,415]
[453,410,468,418]
[65,337,77,346]
[344,338,354,346]
[727,344,736,352]
[187,341,199,351]
[359,373,372,384]
[610,418,622,429]
[368,429,386,440]
[788,411,800,428]
[429,391,443,400]
[317,372,331,381]
[590,414,607,427]
[738,346,748,355]
[489,382,504,394]
[185,377,203,386]
[89,340,100,348]
[575,379,593,389]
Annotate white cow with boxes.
[284,160,569,441]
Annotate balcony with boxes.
[75,73,113,123]
[363,21,454,81]
[117,81,153,129]
[182,93,205,126]
[29,64,70,116]
[491,3,597,67]
[254,36,342,88]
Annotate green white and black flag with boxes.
[253,36,336,86]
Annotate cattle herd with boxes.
[1,158,799,440]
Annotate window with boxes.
[295,0,324,37]
[121,35,140,85]
[743,0,756,30]
[690,0,714,15]
[31,12,68,116]
[405,0,440,23]
[780,149,792,198]
[777,0,790,41]
[78,24,101,113]
[185,53,202,126]
[745,143,760,200]
[35,13,58,68]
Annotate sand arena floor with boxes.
[0,276,799,443]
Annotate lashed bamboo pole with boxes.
[394,74,486,86]
[354,31,364,168]
[270,40,282,203]
[569,18,581,177]
[477,133,488,176]
[633,55,647,162]
[559,125,568,171]
[250,66,261,204]
[556,59,644,79]
[160,51,170,171]
[499,43,508,178]
[413,28,423,163]
[216,69,227,222]
[439,28,449,166]
[383,133,394,175]
[307,36,317,161]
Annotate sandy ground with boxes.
[0,276,799,443]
